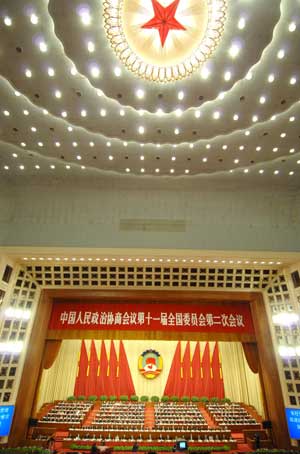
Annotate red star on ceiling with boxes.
[141,0,186,48]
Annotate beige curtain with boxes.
[219,342,264,417]
[36,340,264,418]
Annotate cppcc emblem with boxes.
[138,349,163,379]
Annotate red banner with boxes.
[48,301,254,334]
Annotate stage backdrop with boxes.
[36,340,264,416]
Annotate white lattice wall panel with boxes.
[25,264,278,291]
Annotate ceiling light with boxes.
[213,111,220,119]
[15,91,20,96]
[245,130,250,136]
[120,109,125,116]
[19,165,25,170]
[123,141,128,147]
[80,10,91,26]
[70,67,78,76]
[100,109,106,117]
[273,147,278,152]
[239,145,244,150]
[25,68,32,78]
[271,115,276,121]
[244,168,249,174]
[277,49,285,59]
[290,76,297,85]
[76,155,82,160]
[3,110,10,116]
[54,90,62,98]
[171,156,176,161]
[202,157,207,162]
[233,114,239,121]
[206,144,211,149]
[108,155,113,160]
[170,169,175,174]
[140,155,145,161]
[35,165,40,169]
[222,145,228,150]
[114,67,122,77]
[189,144,194,149]
[90,66,100,78]
[155,168,160,173]
[72,142,78,147]
[259,96,266,104]
[31,127,37,132]
[280,132,286,138]
[273,312,299,326]
[174,128,180,135]
[256,146,261,151]
[252,115,258,122]
[140,168,145,173]
[136,89,145,99]
[138,126,145,134]
[274,170,279,175]
[106,141,111,147]
[89,141,94,147]
[175,108,182,117]
[228,43,240,58]
[289,171,294,175]
[268,73,275,83]
[245,71,252,80]
[218,92,225,100]
[185,169,190,174]
[177,91,184,100]
[195,111,201,118]
[259,169,264,174]
[87,41,95,52]
[224,71,232,81]
[61,111,67,118]
[50,165,55,169]
[4,16,12,26]
[39,41,48,53]
[234,159,239,164]
[66,165,70,169]
[238,17,246,30]
[12,153,18,158]
[20,142,26,147]
[289,116,295,122]
[47,67,55,77]
[4,166,9,170]
[55,142,60,147]
[81,109,87,117]
[43,109,48,115]
[30,13,38,24]
[37,142,43,147]
[289,22,296,32]
[289,148,295,153]
[125,168,130,173]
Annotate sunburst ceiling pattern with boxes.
[0,0,299,182]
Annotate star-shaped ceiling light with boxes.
[141,0,186,48]
[104,0,227,82]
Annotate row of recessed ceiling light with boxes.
[2,164,299,175]
[22,256,282,265]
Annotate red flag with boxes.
[191,342,202,397]
[201,342,211,397]
[119,341,135,396]
[164,341,182,396]
[107,340,119,397]
[97,341,110,396]
[181,341,192,397]
[74,340,88,396]
[211,342,225,398]
[86,340,99,396]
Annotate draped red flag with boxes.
[201,342,211,397]
[181,341,192,397]
[211,342,225,398]
[86,340,99,396]
[191,342,202,396]
[164,341,182,396]
[118,340,135,396]
[97,341,110,396]
[74,340,88,396]
[108,340,119,396]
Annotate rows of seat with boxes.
[39,401,92,424]
[92,401,145,429]
[206,403,258,427]
[154,402,207,430]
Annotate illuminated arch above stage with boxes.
[103,0,227,82]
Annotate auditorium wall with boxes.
[0,179,299,251]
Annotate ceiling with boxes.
[0,0,300,186]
